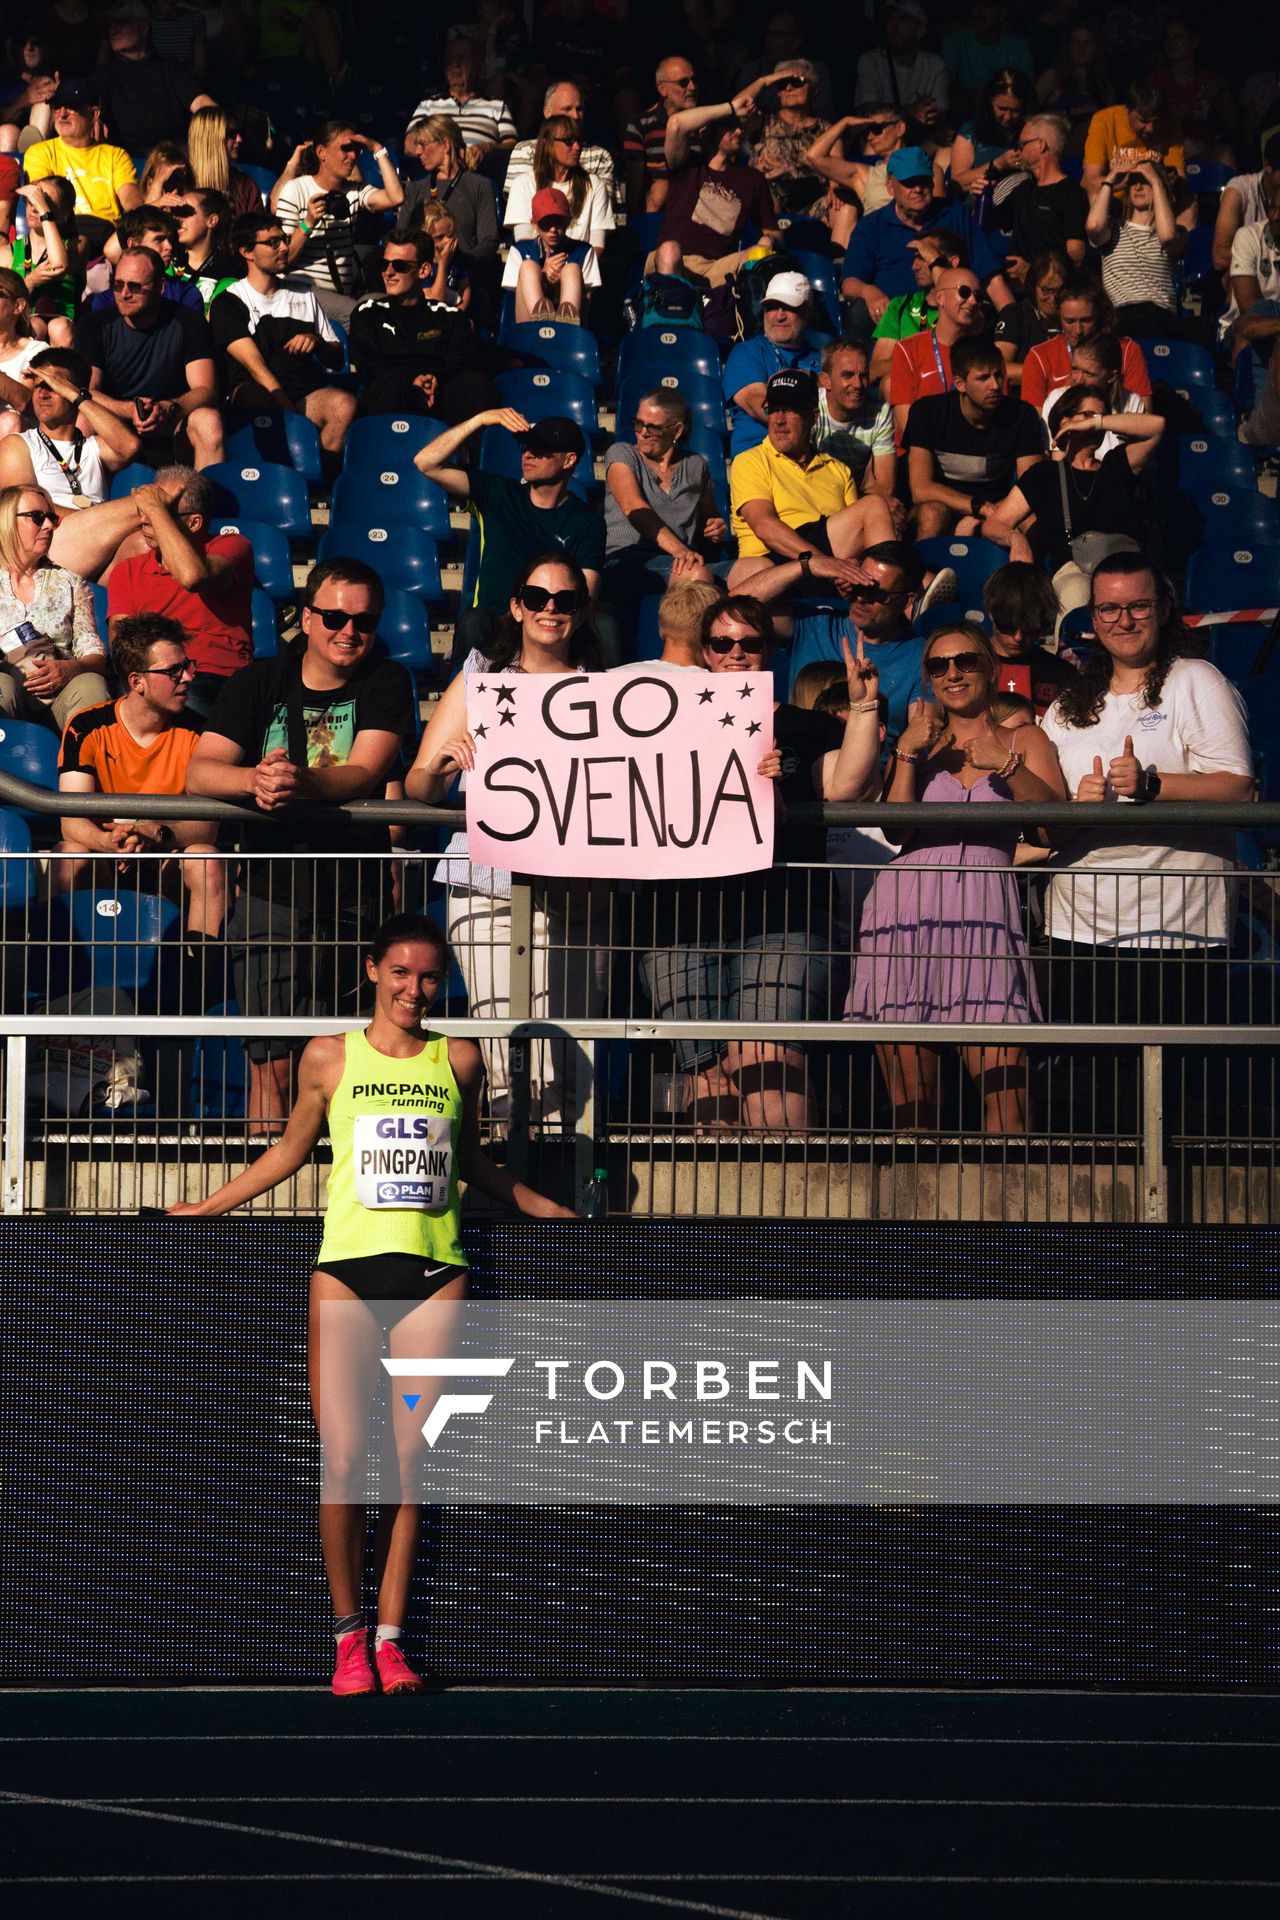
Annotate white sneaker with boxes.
[917,566,958,616]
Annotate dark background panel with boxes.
[0,1220,1276,1685]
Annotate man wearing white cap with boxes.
[723,270,822,458]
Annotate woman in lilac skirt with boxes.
[847,621,1067,1132]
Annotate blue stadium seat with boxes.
[1208,623,1273,684]
[1140,339,1216,393]
[791,250,841,331]
[916,600,991,635]
[251,588,279,658]
[358,144,402,187]
[913,536,1007,606]
[1240,677,1280,799]
[494,367,598,435]
[1178,435,1258,501]
[616,371,727,439]
[109,460,161,501]
[1192,390,1236,439]
[319,520,445,601]
[342,414,446,471]
[1185,159,1232,195]
[0,807,36,913]
[1191,487,1278,547]
[225,413,324,489]
[209,517,295,602]
[329,467,452,539]
[1185,547,1280,613]
[376,588,437,674]
[91,581,109,637]
[500,320,604,387]
[0,718,59,797]
[617,328,722,389]
[477,426,596,501]
[633,599,663,661]
[239,163,277,199]
[203,460,313,543]
[190,999,248,1118]
[49,889,182,1003]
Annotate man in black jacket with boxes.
[348,228,500,421]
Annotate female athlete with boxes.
[171,911,575,1694]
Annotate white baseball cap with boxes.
[763,271,811,309]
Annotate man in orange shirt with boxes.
[888,265,990,444]
[1082,84,1186,198]
[55,612,224,936]
[1019,279,1152,411]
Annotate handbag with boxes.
[1056,457,1139,572]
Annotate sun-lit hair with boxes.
[0,484,58,577]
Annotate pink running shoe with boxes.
[376,1638,424,1695]
[332,1628,376,1696]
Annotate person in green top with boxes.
[171,911,575,1696]
[868,230,961,392]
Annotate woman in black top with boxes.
[992,248,1069,387]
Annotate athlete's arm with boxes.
[168,1036,341,1214]
[450,1037,577,1217]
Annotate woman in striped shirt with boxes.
[1085,160,1186,339]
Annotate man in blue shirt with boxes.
[723,270,823,457]
[841,148,1010,338]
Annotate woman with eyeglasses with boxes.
[0,482,108,731]
[948,69,1033,198]
[505,115,612,256]
[187,106,263,219]
[407,553,607,1130]
[847,619,1065,1133]
[602,386,725,605]
[991,247,1068,386]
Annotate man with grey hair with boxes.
[106,467,254,716]
[624,54,704,213]
[505,80,617,214]
[999,113,1088,285]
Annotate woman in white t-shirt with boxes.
[504,116,612,254]
[271,118,405,323]
[1041,554,1253,1035]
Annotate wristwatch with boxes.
[797,551,814,576]
[1139,768,1162,803]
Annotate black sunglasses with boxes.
[310,606,378,633]
[925,651,984,677]
[706,633,766,654]
[849,583,904,604]
[381,257,416,272]
[519,585,583,613]
[16,508,56,527]
[145,660,195,683]
[951,283,980,301]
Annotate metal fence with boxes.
[0,772,1276,1222]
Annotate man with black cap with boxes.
[24,78,141,253]
[415,404,604,661]
[728,367,896,591]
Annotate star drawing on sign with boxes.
[719,712,735,728]
[474,683,486,694]
[697,687,715,704]
[499,709,516,726]
[747,719,761,736]
[473,723,488,739]
[495,684,517,704]
[737,683,753,699]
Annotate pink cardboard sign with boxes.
[464,668,776,880]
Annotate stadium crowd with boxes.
[0,0,1270,1134]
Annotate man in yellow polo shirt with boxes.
[1082,83,1185,197]
[728,367,896,591]
[24,78,141,254]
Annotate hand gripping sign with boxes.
[463,667,777,881]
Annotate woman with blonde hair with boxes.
[187,106,263,217]
[505,115,611,254]
[0,482,109,730]
[138,142,193,205]
[402,115,500,264]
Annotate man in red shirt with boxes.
[1020,279,1151,410]
[888,265,991,444]
[55,612,224,937]
[106,466,254,716]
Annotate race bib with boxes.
[353,1113,453,1211]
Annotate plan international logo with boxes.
[382,1354,834,1449]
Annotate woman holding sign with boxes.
[171,912,574,1695]
[407,553,606,1130]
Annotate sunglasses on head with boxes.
[925,651,984,677]
[520,585,583,613]
[706,632,766,654]
[310,606,378,633]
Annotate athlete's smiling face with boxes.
[367,941,449,1028]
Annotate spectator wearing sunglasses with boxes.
[0,482,109,731]
[210,211,355,472]
[888,265,990,446]
[502,187,600,324]
[273,119,404,327]
[408,553,606,1129]
[187,559,417,1133]
[73,244,224,471]
[53,612,224,940]
[89,207,205,312]
[0,348,139,511]
[105,466,253,717]
[349,229,501,425]
[994,115,1088,288]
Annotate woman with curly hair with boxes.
[1041,553,1253,1029]
[504,114,612,254]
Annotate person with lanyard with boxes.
[887,266,990,446]
[171,909,576,1694]
[0,349,140,510]
[401,116,501,268]
[867,233,960,391]
[272,118,404,327]
[903,334,1043,538]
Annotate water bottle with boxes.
[14,196,28,242]
[580,1167,609,1220]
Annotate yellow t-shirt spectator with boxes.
[1082,106,1185,177]
[23,139,137,223]
[729,438,858,559]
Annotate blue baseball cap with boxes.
[887,147,934,184]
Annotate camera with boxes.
[323,189,349,221]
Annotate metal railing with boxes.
[1,769,1277,1223]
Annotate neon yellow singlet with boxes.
[317,1029,466,1268]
